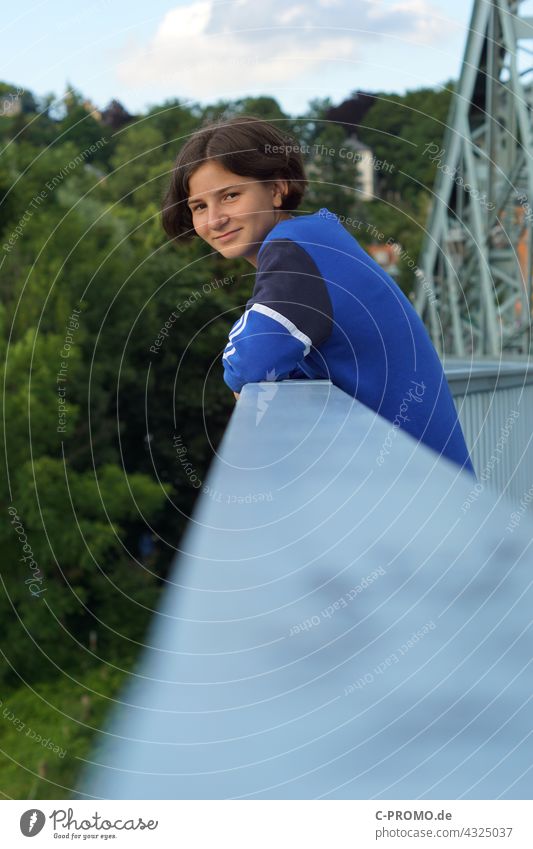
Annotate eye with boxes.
[224,192,239,200]
[190,202,205,213]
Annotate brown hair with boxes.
[161,115,308,241]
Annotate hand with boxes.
[233,392,240,401]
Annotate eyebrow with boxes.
[187,184,241,208]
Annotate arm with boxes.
[286,365,310,380]
[222,239,333,394]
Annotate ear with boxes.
[272,179,290,208]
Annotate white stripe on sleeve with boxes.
[250,303,312,356]
[229,308,252,341]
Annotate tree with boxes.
[356,83,454,203]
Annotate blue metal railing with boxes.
[445,358,533,506]
[78,380,533,800]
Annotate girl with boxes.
[162,115,475,475]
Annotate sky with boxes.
[2,0,477,116]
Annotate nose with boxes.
[207,206,230,232]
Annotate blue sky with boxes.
[2,0,474,115]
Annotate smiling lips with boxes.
[216,228,242,242]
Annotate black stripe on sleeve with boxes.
[249,238,333,347]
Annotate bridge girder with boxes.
[416,0,533,356]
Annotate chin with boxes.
[219,243,247,257]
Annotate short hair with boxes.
[161,115,308,241]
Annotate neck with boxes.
[245,212,294,268]
[275,211,294,225]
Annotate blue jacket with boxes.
[222,207,475,474]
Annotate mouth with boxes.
[215,228,242,243]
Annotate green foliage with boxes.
[357,83,454,203]
[232,96,289,123]
[107,123,167,208]
[0,669,128,799]
[1,451,169,685]
[303,121,358,218]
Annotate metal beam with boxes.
[416,0,533,356]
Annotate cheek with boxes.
[192,217,208,236]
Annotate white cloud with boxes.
[157,2,211,40]
[278,5,307,26]
[116,0,457,99]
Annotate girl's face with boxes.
[187,160,292,267]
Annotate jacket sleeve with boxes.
[222,238,333,393]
